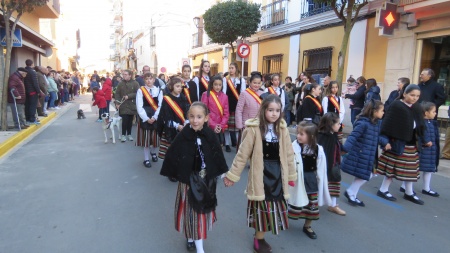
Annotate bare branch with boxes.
[339,1,346,22]
[351,1,369,27]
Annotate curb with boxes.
[0,112,57,159]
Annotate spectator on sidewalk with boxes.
[24,59,41,125]
[384,77,409,112]
[47,70,60,110]
[36,66,49,117]
[72,71,80,97]
[8,68,29,129]
[114,69,139,142]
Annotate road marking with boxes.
[341,182,404,211]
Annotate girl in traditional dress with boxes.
[377,84,426,205]
[181,64,195,105]
[192,60,210,102]
[224,94,297,253]
[288,121,330,240]
[160,102,228,253]
[297,83,323,125]
[317,113,345,216]
[322,81,345,139]
[201,75,229,146]
[222,62,246,152]
[136,73,162,168]
[157,77,190,178]
[264,73,286,110]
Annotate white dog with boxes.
[101,112,122,144]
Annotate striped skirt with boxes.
[328,182,341,197]
[288,193,319,221]
[135,121,160,148]
[175,182,216,240]
[227,112,237,132]
[158,132,171,160]
[377,145,420,182]
[247,199,289,235]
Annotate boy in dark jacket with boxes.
[92,87,107,122]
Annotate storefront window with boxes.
[421,36,450,104]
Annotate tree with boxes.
[203,0,261,62]
[315,0,369,89]
[0,0,48,131]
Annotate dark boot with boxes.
[253,237,272,253]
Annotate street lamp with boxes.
[193,17,202,28]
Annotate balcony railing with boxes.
[301,0,333,19]
[52,0,60,14]
[260,0,289,30]
[398,0,426,6]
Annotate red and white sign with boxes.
[160,67,166,73]
[237,43,250,59]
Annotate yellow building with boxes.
[189,0,390,91]
[3,0,60,73]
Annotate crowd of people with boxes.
[8,59,446,253]
[87,61,444,253]
[7,59,87,129]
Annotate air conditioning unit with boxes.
[431,37,443,44]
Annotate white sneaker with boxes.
[128,135,134,141]
[121,135,126,142]
[55,107,61,110]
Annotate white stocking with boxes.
[143,147,150,161]
[346,177,367,200]
[194,239,204,253]
[404,181,414,195]
[379,177,393,193]
[422,172,432,192]
[224,131,231,146]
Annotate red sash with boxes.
[163,96,185,124]
[183,87,192,105]
[306,95,323,114]
[328,95,340,114]
[226,77,239,100]
[246,88,261,105]
[200,76,209,90]
[210,91,224,116]
[268,86,276,95]
[140,87,158,111]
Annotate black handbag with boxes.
[188,142,217,213]
[329,164,342,182]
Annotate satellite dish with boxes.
[43,46,53,57]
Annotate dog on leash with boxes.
[77,109,86,119]
[101,112,122,144]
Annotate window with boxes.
[263,54,283,76]
[302,47,332,76]
[300,0,333,19]
[210,63,219,76]
[150,27,156,47]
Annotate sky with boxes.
[59,0,213,73]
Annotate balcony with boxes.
[398,0,426,6]
[34,0,60,19]
[300,1,333,19]
[260,0,289,30]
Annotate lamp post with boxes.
[192,17,203,48]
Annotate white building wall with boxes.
[288,34,300,79]
[345,19,367,80]
[251,43,259,71]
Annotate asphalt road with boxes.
[0,94,449,253]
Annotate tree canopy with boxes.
[203,0,261,56]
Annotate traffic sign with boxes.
[181,58,189,66]
[160,67,166,73]
[237,43,250,59]
[0,28,22,47]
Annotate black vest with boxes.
[327,96,340,113]
[263,140,279,160]
[184,80,198,102]
[142,88,160,118]
[225,78,242,112]
[302,152,318,172]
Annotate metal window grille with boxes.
[150,27,156,47]
[302,47,332,75]
[260,0,289,30]
[263,54,283,76]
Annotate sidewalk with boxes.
[0,102,74,159]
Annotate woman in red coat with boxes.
[102,77,113,114]
[92,87,107,122]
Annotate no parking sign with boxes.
[237,43,250,59]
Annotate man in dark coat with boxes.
[24,59,41,124]
[418,68,446,113]
[8,68,29,129]
[36,66,49,117]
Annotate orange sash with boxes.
[268,86,276,95]
[183,87,192,105]
[200,76,209,90]
[226,77,239,100]
[306,95,323,113]
[210,91,224,116]
[163,95,185,124]
[328,95,340,114]
[246,88,261,105]
[140,87,158,111]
